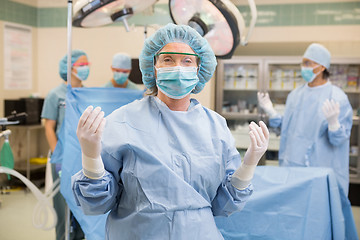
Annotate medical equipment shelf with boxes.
[216,56,360,183]
[221,112,260,120]
[231,130,280,151]
[7,125,48,182]
[354,116,359,125]
[223,88,257,91]
[344,89,360,94]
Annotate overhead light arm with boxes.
[241,0,257,46]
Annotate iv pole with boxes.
[65,1,72,240]
[67,0,73,87]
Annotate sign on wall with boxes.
[4,23,32,90]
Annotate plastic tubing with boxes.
[0,166,60,230]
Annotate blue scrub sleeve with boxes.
[327,100,353,146]
[211,172,253,217]
[269,115,283,129]
[211,137,253,217]
[72,145,125,215]
[72,170,119,215]
[41,92,58,120]
[269,88,297,130]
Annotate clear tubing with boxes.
[0,167,60,231]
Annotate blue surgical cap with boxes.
[112,53,132,69]
[139,23,217,94]
[303,43,331,69]
[59,49,87,81]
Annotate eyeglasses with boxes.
[112,68,131,73]
[301,60,317,67]
[155,52,200,67]
[73,62,90,67]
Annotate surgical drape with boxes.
[52,86,144,240]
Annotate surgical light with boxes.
[72,0,158,31]
[169,0,257,59]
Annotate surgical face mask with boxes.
[155,66,199,99]
[113,72,129,85]
[301,65,320,83]
[73,66,90,81]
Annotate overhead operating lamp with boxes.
[169,0,257,59]
[72,0,158,31]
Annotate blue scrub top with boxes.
[41,83,67,137]
[72,96,253,240]
[270,81,353,195]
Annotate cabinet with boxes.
[215,56,360,182]
[7,125,49,181]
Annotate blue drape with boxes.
[215,166,358,240]
[53,86,144,240]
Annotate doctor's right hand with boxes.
[76,106,106,179]
[257,92,277,117]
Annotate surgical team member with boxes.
[41,49,88,240]
[72,23,270,239]
[103,52,139,89]
[258,43,353,195]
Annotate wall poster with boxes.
[4,23,32,90]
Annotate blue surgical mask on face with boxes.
[301,65,319,83]
[113,72,129,85]
[73,66,90,81]
[155,66,199,99]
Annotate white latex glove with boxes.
[322,99,340,132]
[76,106,106,179]
[242,121,270,165]
[231,121,269,190]
[257,92,277,117]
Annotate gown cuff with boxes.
[231,163,257,190]
[82,154,105,179]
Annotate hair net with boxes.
[139,23,217,94]
[59,49,87,81]
[303,43,331,69]
[112,53,132,69]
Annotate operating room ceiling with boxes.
[10,0,352,8]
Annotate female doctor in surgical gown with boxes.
[72,24,269,240]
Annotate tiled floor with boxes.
[0,187,359,239]
[0,188,55,239]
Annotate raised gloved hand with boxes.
[257,92,277,117]
[242,121,270,165]
[231,121,269,190]
[322,99,340,132]
[76,106,106,179]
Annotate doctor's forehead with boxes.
[74,55,88,64]
[160,42,195,54]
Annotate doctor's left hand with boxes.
[76,106,106,159]
[243,121,269,166]
[322,99,340,132]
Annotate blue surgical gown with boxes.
[270,82,353,195]
[72,96,253,240]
